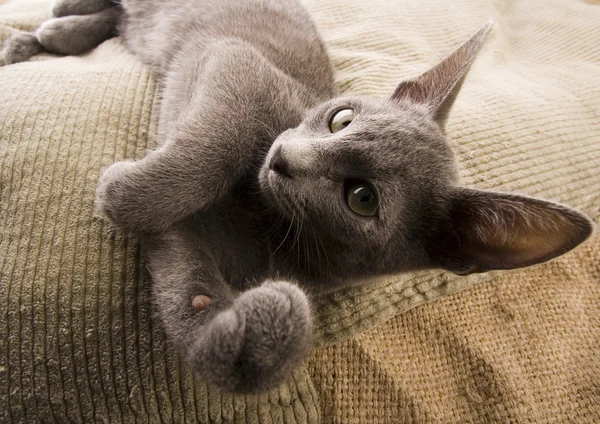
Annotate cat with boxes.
[2,0,593,393]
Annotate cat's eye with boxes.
[346,183,378,217]
[329,108,354,133]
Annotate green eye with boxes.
[346,183,378,217]
[329,108,354,133]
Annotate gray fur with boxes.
[3,32,43,65]
[6,0,593,393]
[52,0,115,17]
[37,7,120,55]
[1,2,119,63]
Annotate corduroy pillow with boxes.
[1,0,598,422]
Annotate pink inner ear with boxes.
[457,194,593,271]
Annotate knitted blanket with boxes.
[1,0,599,422]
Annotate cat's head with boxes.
[259,21,593,283]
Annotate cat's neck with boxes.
[258,205,348,286]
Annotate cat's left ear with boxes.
[428,187,594,275]
[391,20,493,125]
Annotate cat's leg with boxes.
[96,136,257,233]
[53,0,115,17]
[96,40,311,233]
[36,6,120,56]
[146,230,313,393]
[2,5,119,65]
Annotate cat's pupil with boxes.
[346,183,378,217]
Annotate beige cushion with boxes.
[1,0,598,422]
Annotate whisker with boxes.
[303,220,310,270]
[250,116,280,141]
[295,214,304,267]
[315,224,330,272]
[273,214,294,254]
[283,213,299,265]
[310,219,324,275]
[262,211,285,240]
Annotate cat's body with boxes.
[3,0,593,393]
[116,0,340,285]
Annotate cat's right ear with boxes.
[427,188,593,275]
[390,20,493,126]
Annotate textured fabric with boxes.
[309,231,600,423]
[0,4,322,423]
[1,0,599,422]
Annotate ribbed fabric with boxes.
[309,232,600,423]
[0,4,321,422]
[1,0,599,422]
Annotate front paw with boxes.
[96,160,141,231]
[191,281,313,393]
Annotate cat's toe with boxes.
[2,32,43,65]
[192,281,312,393]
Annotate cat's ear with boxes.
[429,188,593,275]
[391,20,493,125]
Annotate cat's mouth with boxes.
[263,169,300,217]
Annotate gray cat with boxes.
[3,0,593,393]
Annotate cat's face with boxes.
[259,21,592,282]
[259,95,456,276]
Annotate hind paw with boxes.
[2,32,43,65]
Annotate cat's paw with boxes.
[192,281,313,393]
[2,32,43,65]
[96,160,141,231]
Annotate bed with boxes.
[1,0,599,421]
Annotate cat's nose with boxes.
[269,145,292,178]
